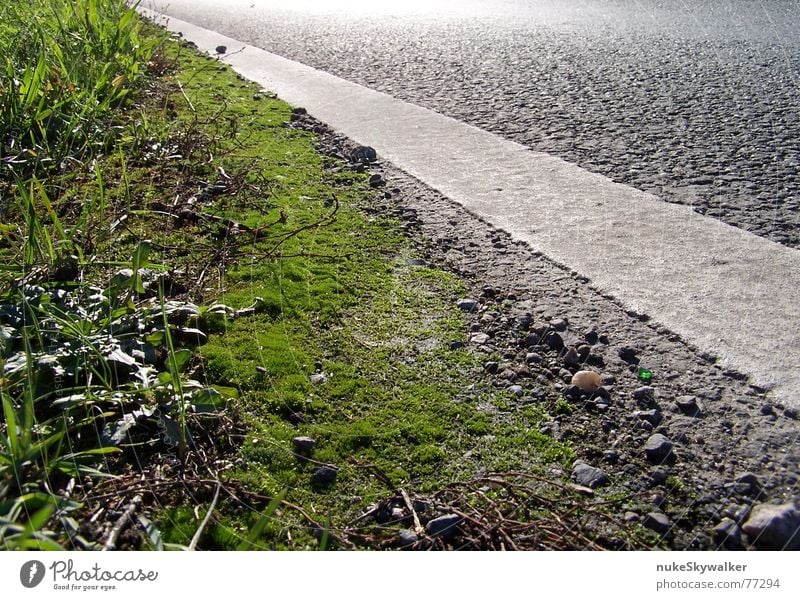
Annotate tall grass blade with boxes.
[236,489,287,551]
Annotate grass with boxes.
[0,3,646,551]
[0,0,158,183]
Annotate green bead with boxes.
[638,367,653,382]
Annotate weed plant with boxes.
[0,0,158,183]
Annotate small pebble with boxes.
[618,346,639,363]
[742,503,800,549]
[525,352,543,364]
[292,436,316,453]
[309,373,327,385]
[643,512,672,535]
[644,433,674,463]
[456,298,480,312]
[398,530,418,547]
[544,331,564,351]
[311,465,338,485]
[675,395,700,415]
[562,347,581,367]
[508,385,524,397]
[571,461,609,488]
[369,174,385,188]
[484,361,499,374]
[571,370,603,393]
[425,514,463,539]
[713,518,744,549]
[470,332,491,345]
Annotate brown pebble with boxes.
[571,370,603,393]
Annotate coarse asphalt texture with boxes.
[154,0,800,249]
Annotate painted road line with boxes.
[145,11,800,406]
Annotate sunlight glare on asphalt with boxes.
[247,0,486,16]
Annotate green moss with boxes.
[115,32,578,547]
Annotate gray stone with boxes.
[525,352,543,365]
[742,503,800,549]
[292,436,316,452]
[522,333,542,348]
[470,332,491,345]
[722,504,751,524]
[0,325,16,358]
[633,386,655,401]
[713,518,744,549]
[576,344,592,362]
[369,173,385,188]
[311,465,338,485]
[724,472,762,498]
[425,514,463,538]
[456,298,480,312]
[349,145,377,164]
[635,409,662,426]
[544,331,564,351]
[675,395,701,416]
[603,450,619,464]
[550,317,568,331]
[644,434,674,463]
[562,346,581,367]
[508,385,524,397]
[215,45,227,54]
[514,365,533,379]
[643,512,672,535]
[650,467,670,485]
[539,424,553,435]
[638,420,654,432]
[309,373,327,385]
[481,286,498,299]
[571,461,609,488]
[500,368,518,382]
[484,361,499,374]
[398,529,418,547]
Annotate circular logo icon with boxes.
[20,560,46,588]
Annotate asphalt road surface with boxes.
[156,0,799,249]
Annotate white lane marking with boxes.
[147,11,800,406]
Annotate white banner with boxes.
[1,551,797,600]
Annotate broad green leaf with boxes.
[131,240,151,270]
[211,385,239,400]
[22,503,55,536]
[169,349,193,374]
